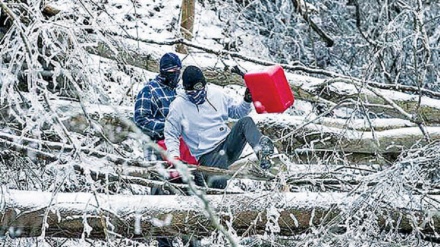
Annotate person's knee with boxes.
[237,116,255,126]
[239,116,252,122]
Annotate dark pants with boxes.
[197,117,262,188]
[153,235,200,247]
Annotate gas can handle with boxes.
[231,65,246,78]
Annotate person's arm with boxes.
[227,91,252,119]
[164,102,182,158]
[133,85,165,139]
[229,65,253,118]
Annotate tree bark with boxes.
[176,0,195,54]
[1,190,438,239]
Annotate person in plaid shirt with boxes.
[134,54,200,246]
[134,52,182,161]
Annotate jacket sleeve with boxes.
[227,93,252,119]
[133,85,165,139]
[164,102,182,158]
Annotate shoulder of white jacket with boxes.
[169,94,189,110]
[207,84,227,96]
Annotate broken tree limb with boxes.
[6,96,439,168]
[4,129,430,194]
[0,130,273,183]
[1,190,438,239]
[291,0,334,47]
[72,163,242,195]
[55,99,440,155]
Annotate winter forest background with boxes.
[0,0,439,246]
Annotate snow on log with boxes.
[3,99,438,168]
[255,114,440,155]
[0,190,438,239]
[299,76,440,124]
[55,100,436,156]
[3,99,435,167]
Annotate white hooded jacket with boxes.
[164,85,252,160]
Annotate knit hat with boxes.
[182,65,206,90]
[159,53,182,72]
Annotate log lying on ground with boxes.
[76,160,440,194]
[87,40,243,87]
[3,101,438,169]
[307,78,440,124]
[1,190,438,239]
[56,100,437,156]
[0,130,285,185]
[255,114,440,155]
[4,99,437,167]
[3,132,437,195]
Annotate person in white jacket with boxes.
[164,65,274,188]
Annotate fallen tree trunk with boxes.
[310,78,440,124]
[256,114,440,155]
[55,100,440,156]
[1,190,438,239]
[3,100,438,167]
[85,35,440,124]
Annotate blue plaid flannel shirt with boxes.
[134,76,176,141]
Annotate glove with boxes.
[231,65,245,78]
[244,88,252,103]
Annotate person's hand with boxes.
[165,156,186,167]
[231,65,245,78]
[244,88,252,103]
[165,156,186,178]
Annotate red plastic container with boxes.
[244,65,294,114]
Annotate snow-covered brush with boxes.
[299,141,440,246]
[0,0,143,164]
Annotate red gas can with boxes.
[244,65,294,114]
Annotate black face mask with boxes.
[162,71,180,88]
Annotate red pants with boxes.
[156,138,198,165]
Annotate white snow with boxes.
[2,0,439,245]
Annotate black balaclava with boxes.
[182,66,207,105]
[159,53,182,88]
